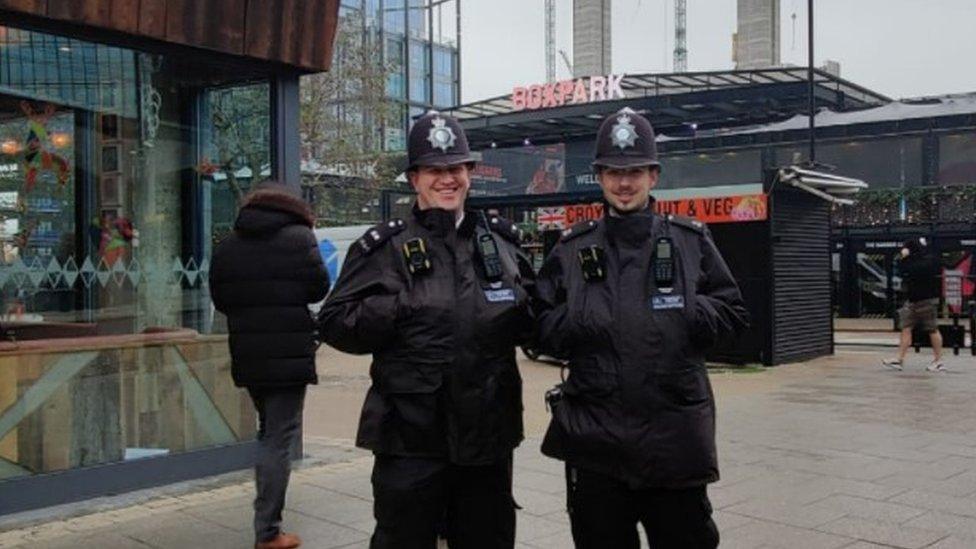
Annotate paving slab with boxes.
[1,348,975,548]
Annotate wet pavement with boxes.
[2,347,976,548]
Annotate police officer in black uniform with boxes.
[535,108,749,548]
[318,111,535,549]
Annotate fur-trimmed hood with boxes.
[235,188,315,236]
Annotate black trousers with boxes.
[566,465,719,549]
[370,454,516,549]
[248,386,307,543]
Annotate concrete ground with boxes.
[2,346,976,548]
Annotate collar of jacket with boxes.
[605,200,655,248]
[412,203,478,238]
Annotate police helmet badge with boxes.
[426,117,457,152]
[611,113,639,150]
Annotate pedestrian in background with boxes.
[210,182,330,549]
[884,237,945,372]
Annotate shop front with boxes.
[0,1,340,513]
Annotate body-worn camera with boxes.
[402,237,432,276]
[578,245,606,282]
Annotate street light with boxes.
[807,0,816,164]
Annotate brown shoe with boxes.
[255,532,302,549]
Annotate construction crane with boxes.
[559,49,574,75]
[545,0,556,82]
[674,0,687,72]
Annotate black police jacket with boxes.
[318,206,535,465]
[536,206,749,488]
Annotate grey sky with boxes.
[460,0,976,103]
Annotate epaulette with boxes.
[487,214,527,244]
[667,214,706,234]
[357,219,406,254]
[560,220,599,242]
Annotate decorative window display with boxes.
[0,23,273,480]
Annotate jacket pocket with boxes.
[563,358,617,398]
[542,358,619,461]
[655,367,711,408]
[371,362,446,455]
[375,361,443,394]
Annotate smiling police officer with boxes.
[318,111,535,549]
[535,108,749,549]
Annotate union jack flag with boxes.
[537,207,566,229]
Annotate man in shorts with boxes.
[883,237,945,372]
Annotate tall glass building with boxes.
[337,0,461,152]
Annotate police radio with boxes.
[578,245,606,282]
[653,237,675,292]
[476,212,504,283]
[402,238,432,276]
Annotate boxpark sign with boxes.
[536,194,768,229]
[512,74,627,111]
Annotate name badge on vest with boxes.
[651,295,685,310]
[485,288,516,303]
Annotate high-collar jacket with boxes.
[318,205,535,465]
[535,205,749,488]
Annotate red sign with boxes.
[564,203,605,225]
[512,74,626,112]
[535,195,767,231]
[655,194,768,224]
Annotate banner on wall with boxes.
[535,194,768,230]
[654,194,768,223]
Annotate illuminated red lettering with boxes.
[589,76,607,101]
[557,80,574,105]
[527,85,543,109]
[542,83,558,108]
[512,87,527,111]
[572,79,588,103]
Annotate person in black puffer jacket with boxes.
[210,182,329,549]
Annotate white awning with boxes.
[777,166,868,206]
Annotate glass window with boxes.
[432,47,455,107]
[470,145,567,196]
[200,83,272,248]
[0,24,270,480]
[385,37,406,99]
[433,82,454,108]
[408,40,430,103]
[430,0,458,47]
[365,0,380,28]
[937,132,976,185]
[407,0,427,40]
[777,138,923,189]
[383,0,407,34]
[658,150,763,189]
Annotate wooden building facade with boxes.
[0,1,340,513]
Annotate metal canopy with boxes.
[448,68,891,149]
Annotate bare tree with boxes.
[201,84,272,205]
[301,10,406,202]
